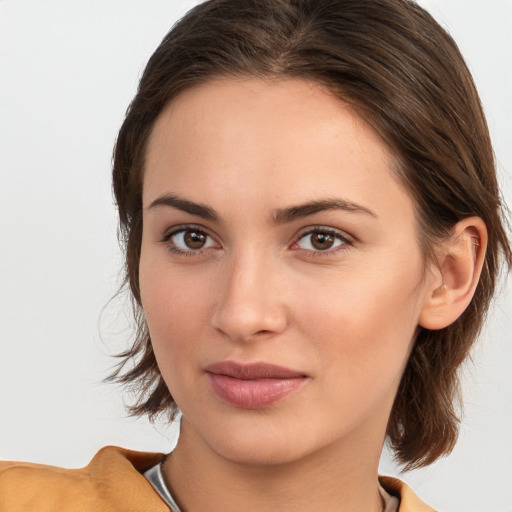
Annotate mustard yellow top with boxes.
[0,446,436,511]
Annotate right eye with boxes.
[162,226,218,255]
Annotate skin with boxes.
[139,78,483,512]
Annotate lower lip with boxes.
[207,373,306,409]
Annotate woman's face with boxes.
[140,78,436,466]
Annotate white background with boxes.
[0,1,510,511]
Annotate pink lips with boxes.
[205,361,307,409]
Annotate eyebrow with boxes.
[148,194,218,221]
[147,193,376,223]
[272,198,377,224]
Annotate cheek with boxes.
[294,260,424,385]
[139,256,211,369]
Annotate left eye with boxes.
[295,230,347,252]
[167,228,217,252]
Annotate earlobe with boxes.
[419,217,487,330]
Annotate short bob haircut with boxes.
[111,0,511,470]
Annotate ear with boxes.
[419,217,487,330]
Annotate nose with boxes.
[211,251,288,343]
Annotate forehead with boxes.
[143,77,413,222]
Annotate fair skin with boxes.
[139,78,486,512]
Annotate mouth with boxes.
[204,361,308,409]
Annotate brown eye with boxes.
[184,230,207,249]
[310,232,335,250]
[295,229,348,253]
[165,227,217,254]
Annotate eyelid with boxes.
[160,224,221,255]
[159,223,354,257]
[161,223,207,240]
[291,225,354,254]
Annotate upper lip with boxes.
[204,361,306,380]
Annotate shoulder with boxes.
[0,446,169,512]
[380,476,437,512]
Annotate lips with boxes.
[204,361,308,409]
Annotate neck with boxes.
[163,422,385,512]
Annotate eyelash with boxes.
[160,225,217,257]
[293,227,353,256]
[160,225,353,257]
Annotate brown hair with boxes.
[111,0,511,469]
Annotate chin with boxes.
[189,414,330,468]
[210,436,307,467]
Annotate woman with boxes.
[1,0,510,510]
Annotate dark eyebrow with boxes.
[272,199,376,224]
[147,194,376,224]
[147,194,218,221]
